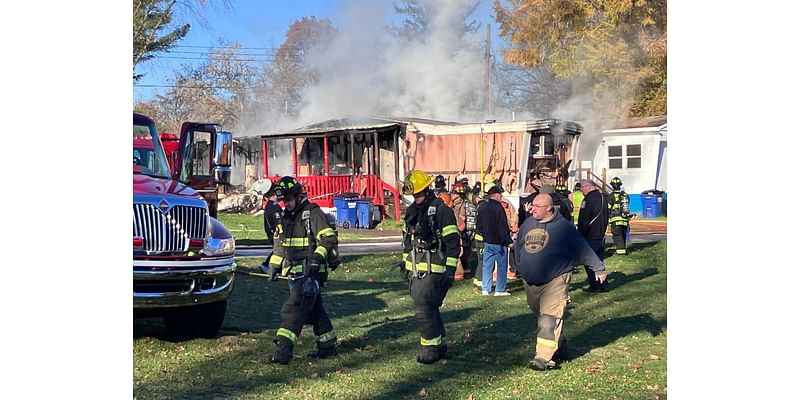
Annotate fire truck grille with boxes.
[133,204,208,253]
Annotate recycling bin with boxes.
[333,196,358,228]
[640,190,664,218]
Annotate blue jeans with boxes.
[482,243,508,293]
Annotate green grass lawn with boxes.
[134,241,667,399]
[217,212,402,246]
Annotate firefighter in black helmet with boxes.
[401,170,460,364]
[433,174,447,195]
[265,176,340,364]
[607,177,632,255]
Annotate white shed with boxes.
[591,116,667,214]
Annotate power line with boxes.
[173,44,304,50]
[158,55,300,62]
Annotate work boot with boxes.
[529,356,558,371]
[308,339,337,359]
[417,345,445,364]
[270,337,294,365]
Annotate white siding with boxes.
[593,133,662,194]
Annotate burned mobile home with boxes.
[258,116,583,220]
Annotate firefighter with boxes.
[607,177,633,255]
[265,176,341,365]
[570,182,583,226]
[433,174,452,207]
[401,170,460,364]
[471,181,486,288]
[553,184,574,224]
[451,182,477,280]
[498,191,520,280]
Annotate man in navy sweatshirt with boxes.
[514,194,607,371]
[577,179,610,292]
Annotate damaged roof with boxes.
[262,115,583,138]
[613,115,667,129]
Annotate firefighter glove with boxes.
[308,253,325,274]
[328,248,341,271]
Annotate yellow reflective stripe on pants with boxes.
[474,233,483,241]
[315,246,328,258]
[404,260,446,273]
[317,330,336,343]
[537,337,557,348]
[270,254,284,266]
[442,224,458,237]
[284,237,310,247]
[277,328,297,344]
[446,257,457,267]
[420,335,443,346]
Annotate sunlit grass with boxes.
[134,241,667,399]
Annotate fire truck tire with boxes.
[163,300,227,339]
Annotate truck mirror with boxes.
[213,131,232,185]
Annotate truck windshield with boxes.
[134,121,172,179]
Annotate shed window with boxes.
[608,144,642,170]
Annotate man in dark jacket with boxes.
[577,179,609,292]
[515,194,607,371]
[262,193,283,246]
[265,176,340,365]
[476,181,513,296]
[401,170,460,364]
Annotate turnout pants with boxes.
[277,277,335,345]
[473,239,484,286]
[409,272,451,348]
[456,233,473,276]
[611,224,628,254]
[524,272,571,362]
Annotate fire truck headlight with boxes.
[203,236,236,257]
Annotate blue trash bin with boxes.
[356,200,373,228]
[640,190,664,218]
[334,196,358,228]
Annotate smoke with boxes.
[266,0,486,131]
[254,0,646,164]
[549,77,639,164]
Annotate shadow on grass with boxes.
[134,307,482,400]
[563,313,665,361]
[134,267,397,342]
[570,267,659,293]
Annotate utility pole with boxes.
[483,24,491,119]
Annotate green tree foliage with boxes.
[133,0,190,82]
[495,0,666,117]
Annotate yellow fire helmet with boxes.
[402,170,435,195]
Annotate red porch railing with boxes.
[352,175,401,221]
[263,174,401,221]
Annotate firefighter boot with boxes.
[308,339,337,359]
[417,344,445,364]
[270,337,294,365]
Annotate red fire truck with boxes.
[133,112,236,338]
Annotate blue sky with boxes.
[133,0,503,102]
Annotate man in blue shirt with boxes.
[515,194,607,371]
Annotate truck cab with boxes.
[133,112,235,338]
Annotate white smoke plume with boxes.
[265,0,486,132]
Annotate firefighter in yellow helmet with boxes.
[265,176,340,365]
[400,170,460,364]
